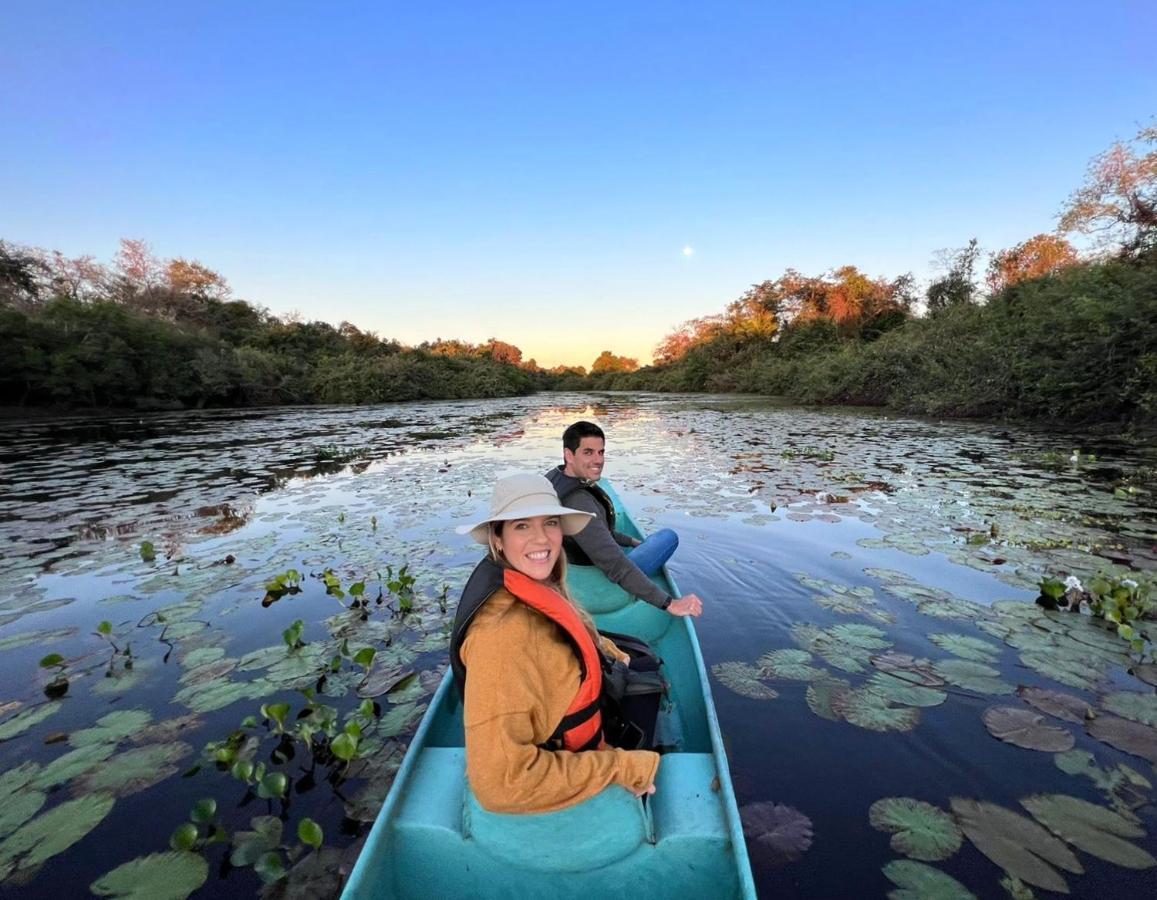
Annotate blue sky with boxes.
[2,1,1154,367]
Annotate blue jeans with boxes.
[625,528,679,576]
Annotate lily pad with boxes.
[378,702,428,738]
[0,790,45,842]
[29,742,117,790]
[866,673,947,708]
[357,665,414,699]
[1016,686,1094,724]
[832,688,921,733]
[881,859,976,899]
[932,659,1013,695]
[739,801,813,866]
[871,653,944,687]
[949,798,1083,894]
[828,623,891,650]
[0,629,77,652]
[869,797,962,861]
[805,677,851,722]
[929,633,1001,663]
[90,850,208,899]
[131,715,203,745]
[0,704,61,742]
[983,707,1075,752]
[0,763,40,802]
[260,845,344,900]
[91,663,152,697]
[175,677,273,714]
[230,815,283,867]
[1101,692,1157,727]
[712,662,779,700]
[178,658,238,687]
[757,649,824,682]
[237,645,288,672]
[70,709,153,748]
[1022,793,1157,869]
[1132,664,1157,687]
[344,741,406,822]
[1019,653,1100,692]
[1086,715,1157,764]
[181,647,226,668]
[0,793,116,883]
[75,742,192,798]
[999,875,1035,900]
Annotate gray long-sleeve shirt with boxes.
[564,489,671,609]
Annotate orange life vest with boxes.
[450,558,605,751]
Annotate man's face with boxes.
[564,436,605,482]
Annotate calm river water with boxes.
[1,393,1155,898]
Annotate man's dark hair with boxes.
[562,421,605,454]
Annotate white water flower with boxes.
[1063,575,1083,592]
[1122,578,1138,589]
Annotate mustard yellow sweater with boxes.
[460,586,661,814]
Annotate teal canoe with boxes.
[343,482,756,899]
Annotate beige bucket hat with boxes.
[456,473,594,545]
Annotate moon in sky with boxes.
[682,245,694,257]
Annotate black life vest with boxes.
[450,557,605,751]
[545,466,616,566]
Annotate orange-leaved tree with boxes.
[1059,123,1157,257]
[591,350,638,374]
[986,234,1078,294]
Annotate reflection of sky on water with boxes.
[1,393,1156,897]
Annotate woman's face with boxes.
[496,515,563,581]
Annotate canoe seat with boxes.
[464,782,652,872]
[650,753,729,844]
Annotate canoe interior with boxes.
[343,482,755,899]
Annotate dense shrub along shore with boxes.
[584,251,1157,429]
[2,240,1155,428]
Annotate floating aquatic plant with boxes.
[90,850,208,900]
[982,707,1075,752]
[949,798,1083,894]
[1100,691,1157,727]
[881,859,976,899]
[757,649,824,682]
[832,688,921,733]
[0,793,116,884]
[1022,793,1156,869]
[865,673,947,708]
[739,801,814,866]
[1085,715,1157,765]
[929,633,1002,663]
[869,797,962,861]
[0,704,60,742]
[932,659,1013,695]
[1016,686,1093,724]
[712,662,779,700]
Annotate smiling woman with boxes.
[448,473,660,813]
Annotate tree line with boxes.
[2,123,1154,424]
[588,123,1157,428]
[0,239,561,409]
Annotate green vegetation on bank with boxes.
[585,125,1157,428]
[0,240,544,410]
[3,125,1154,422]
[592,252,1157,427]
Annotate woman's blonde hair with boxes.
[488,521,600,644]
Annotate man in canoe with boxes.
[546,420,704,617]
